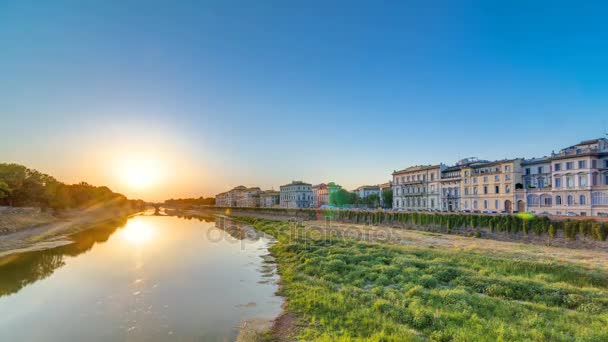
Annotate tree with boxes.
[329,189,358,207]
[381,189,393,208]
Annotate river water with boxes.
[0,214,282,341]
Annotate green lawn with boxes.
[239,217,608,341]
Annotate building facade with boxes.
[280,181,313,209]
[354,185,381,199]
[236,187,261,207]
[260,190,280,208]
[215,186,247,207]
[392,165,444,211]
[460,159,524,213]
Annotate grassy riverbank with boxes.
[238,217,608,341]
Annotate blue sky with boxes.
[1,1,607,200]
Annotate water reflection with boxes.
[0,214,281,341]
[0,216,128,298]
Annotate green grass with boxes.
[237,217,608,341]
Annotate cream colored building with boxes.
[280,181,313,208]
[215,185,247,207]
[392,165,444,211]
[460,159,524,213]
[236,187,262,207]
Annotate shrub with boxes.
[548,224,557,238]
[420,275,438,289]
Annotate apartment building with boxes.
[311,182,341,207]
[280,181,313,208]
[392,164,444,211]
[460,159,524,213]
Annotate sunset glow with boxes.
[117,158,164,190]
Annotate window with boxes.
[555,178,561,188]
[538,166,544,174]
[542,196,552,206]
[495,175,499,181]
[431,173,435,181]
[567,195,573,206]
[505,165,511,172]
[484,200,488,209]
[483,176,488,183]
[506,185,511,193]
[554,163,561,171]
[592,160,597,168]
[505,174,511,181]
[484,186,488,194]
[556,196,562,205]
[473,187,478,195]
[579,175,587,187]
[605,160,608,168]
[495,185,499,194]
[464,201,468,209]
[566,176,574,188]
[525,168,531,175]
[606,174,608,185]
[592,173,598,186]
[473,200,478,209]
[566,162,573,170]
[464,178,468,184]
[495,200,499,209]
[580,195,586,205]
[473,178,478,184]
[578,160,586,169]
[465,188,469,195]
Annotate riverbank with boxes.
[172,206,608,251]
[0,205,143,257]
[233,216,608,341]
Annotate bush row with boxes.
[214,206,608,241]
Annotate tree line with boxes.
[164,197,215,207]
[329,189,393,208]
[0,163,145,211]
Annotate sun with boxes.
[119,158,163,189]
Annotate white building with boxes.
[353,185,381,199]
[392,164,444,211]
[280,181,313,209]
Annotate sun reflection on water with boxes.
[120,219,157,246]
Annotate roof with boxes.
[521,156,551,166]
[280,181,312,187]
[392,164,441,175]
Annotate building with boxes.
[353,185,381,199]
[516,138,608,216]
[215,186,247,207]
[236,187,261,207]
[519,157,553,214]
[392,164,444,211]
[312,182,342,207]
[440,161,470,212]
[260,190,280,208]
[280,181,313,208]
[460,159,524,213]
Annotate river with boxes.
[0,214,282,341]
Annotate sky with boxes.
[1,1,608,201]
